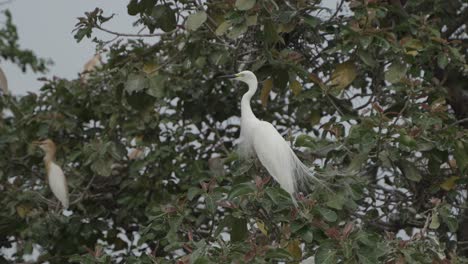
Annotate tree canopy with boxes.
[1,0,468,263]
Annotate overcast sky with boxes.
[2,0,135,95]
[2,0,340,95]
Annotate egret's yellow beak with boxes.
[218,74,237,79]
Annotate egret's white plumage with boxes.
[34,139,69,208]
[223,70,324,203]
[46,162,69,208]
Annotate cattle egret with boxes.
[0,66,8,96]
[81,53,103,83]
[33,139,69,209]
[220,71,326,204]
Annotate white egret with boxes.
[33,139,69,209]
[220,71,325,204]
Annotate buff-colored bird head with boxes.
[33,139,57,155]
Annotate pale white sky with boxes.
[2,0,135,95]
[2,0,340,95]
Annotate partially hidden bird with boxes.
[220,71,325,204]
[33,139,69,209]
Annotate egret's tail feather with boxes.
[290,149,330,193]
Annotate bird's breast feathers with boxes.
[47,162,69,208]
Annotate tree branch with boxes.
[95,24,178,38]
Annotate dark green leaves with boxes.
[228,182,255,199]
[84,140,124,177]
[5,1,468,263]
[315,244,337,264]
[231,217,248,242]
[124,72,166,99]
[399,160,422,182]
[317,207,338,222]
[147,74,166,98]
[454,140,468,173]
[151,5,176,32]
[127,0,156,16]
[437,53,449,69]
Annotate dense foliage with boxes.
[1,0,468,263]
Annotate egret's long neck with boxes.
[44,151,56,168]
[241,79,258,120]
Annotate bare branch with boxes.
[95,24,178,38]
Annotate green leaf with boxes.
[399,160,422,182]
[454,140,468,173]
[74,28,92,42]
[385,61,407,84]
[235,0,256,11]
[301,230,314,243]
[329,61,357,91]
[399,134,417,148]
[147,74,166,98]
[215,21,231,36]
[152,5,177,32]
[429,212,440,229]
[286,240,302,260]
[246,15,257,26]
[359,36,373,49]
[265,248,293,260]
[205,195,216,214]
[265,187,292,205]
[303,15,320,27]
[228,182,255,199]
[289,80,302,96]
[231,159,253,176]
[315,244,336,264]
[263,21,279,44]
[326,192,346,210]
[127,0,140,16]
[357,50,377,67]
[91,158,113,177]
[193,256,210,264]
[227,23,248,39]
[317,207,338,222]
[437,53,449,69]
[125,73,147,94]
[186,11,207,31]
[187,187,202,200]
[231,217,248,242]
[444,216,458,232]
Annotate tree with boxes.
[1,0,467,263]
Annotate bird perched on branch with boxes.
[33,139,69,209]
[219,71,326,204]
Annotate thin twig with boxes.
[325,94,344,117]
[95,25,177,38]
[451,117,468,126]
[204,121,230,156]
[326,0,345,22]
[70,174,97,205]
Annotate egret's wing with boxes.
[251,121,326,198]
[251,121,298,195]
[48,162,69,208]
[237,136,255,159]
